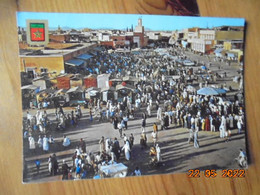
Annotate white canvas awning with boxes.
[116,84,135,91]
[66,86,83,93]
[100,163,128,178]
[21,85,38,90]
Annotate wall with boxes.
[20,55,64,75]
[215,30,244,41]
[49,34,70,43]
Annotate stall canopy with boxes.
[101,87,115,93]
[76,53,93,60]
[110,78,122,82]
[89,50,97,56]
[116,84,135,91]
[227,52,235,58]
[21,85,38,90]
[86,87,100,97]
[55,88,67,96]
[65,59,85,66]
[86,87,100,93]
[197,87,227,96]
[214,48,223,54]
[93,47,103,52]
[66,86,83,93]
[100,163,128,178]
[123,76,139,82]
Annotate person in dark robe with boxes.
[112,137,120,161]
[61,160,70,180]
[140,131,147,149]
[205,116,210,131]
[51,154,59,176]
[164,114,169,129]
[129,133,134,149]
[79,138,86,153]
[113,117,118,129]
[141,118,146,131]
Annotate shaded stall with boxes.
[32,77,52,91]
[65,59,86,74]
[52,88,69,107]
[36,88,56,108]
[85,87,101,103]
[66,86,85,106]
[70,74,83,88]
[122,76,139,86]
[21,85,39,109]
[116,84,135,102]
[101,87,115,102]
[109,78,122,88]
[100,163,128,178]
[76,53,93,61]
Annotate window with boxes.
[40,68,48,73]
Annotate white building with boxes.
[146,32,161,40]
[191,38,212,53]
[199,29,215,40]
[98,33,110,41]
[187,32,198,43]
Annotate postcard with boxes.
[17,12,247,183]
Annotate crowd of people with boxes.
[23,44,247,181]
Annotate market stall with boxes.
[66,86,85,106]
[100,163,128,178]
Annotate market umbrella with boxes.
[197,87,227,96]
[201,65,207,70]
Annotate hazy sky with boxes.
[17,12,245,31]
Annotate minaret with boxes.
[134,18,144,33]
[138,18,142,26]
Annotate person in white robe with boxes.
[122,141,131,160]
[26,112,33,125]
[43,135,49,152]
[49,135,55,144]
[36,110,41,125]
[156,144,161,162]
[110,151,116,164]
[147,104,151,117]
[157,107,162,121]
[219,116,226,138]
[237,117,243,134]
[75,146,81,156]
[134,167,141,176]
[195,116,200,132]
[37,135,43,148]
[99,136,105,153]
[229,114,234,129]
[28,135,36,150]
[105,138,111,153]
[194,129,200,148]
[48,156,52,174]
[188,128,194,143]
[63,135,71,147]
[151,130,158,146]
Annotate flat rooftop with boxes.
[19,43,96,57]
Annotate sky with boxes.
[17,12,245,31]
